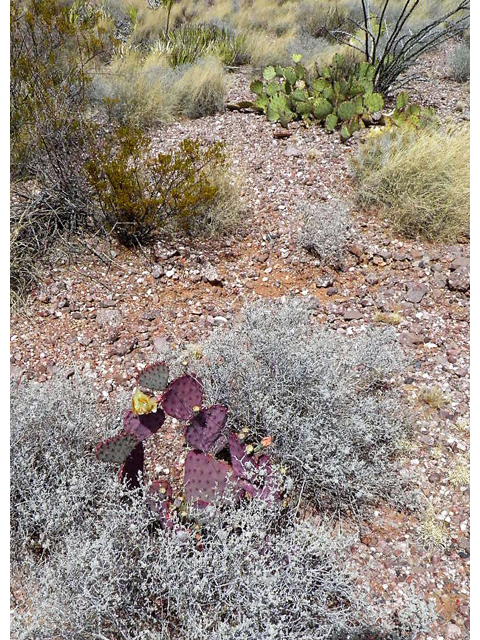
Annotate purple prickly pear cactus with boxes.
[184,404,229,454]
[118,442,145,488]
[124,408,165,442]
[229,433,281,502]
[184,451,239,504]
[162,374,203,421]
[95,432,138,464]
[137,362,169,391]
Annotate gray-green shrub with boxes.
[298,199,352,267]
[197,298,412,513]
[447,41,470,82]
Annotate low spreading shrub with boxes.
[352,123,470,242]
[298,199,352,266]
[447,41,470,82]
[196,298,413,514]
[11,373,434,639]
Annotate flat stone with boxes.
[96,308,123,328]
[450,257,469,271]
[316,276,334,288]
[284,145,301,158]
[213,316,228,326]
[343,309,362,320]
[100,300,117,308]
[202,265,224,286]
[406,284,428,303]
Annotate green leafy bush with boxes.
[85,129,232,245]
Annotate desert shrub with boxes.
[296,0,363,37]
[91,52,227,125]
[10,374,124,563]
[11,374,434,640]
[196,298,412,514]
[152,22,248,67]
[85,129,237,245]
[90,50,179,126]
[352,124,470,242]
[11,376,387,640]
[244,31,294,68]
[172,56,227,118]
[324,0,470,93]
[10,0,112,176]
[10,0,114,299]
[447,41,470,82]
[299,199,352,267]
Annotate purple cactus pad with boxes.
[162,374,203,421]
[184,404,229,454]
[184,451,238,503]
[118,442,145,488]
[124,408,165,442]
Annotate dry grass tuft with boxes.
[374,311,402,326]
[353,125,470,242]
[449,463,470,488]
[420,386,450,409]
[92,53,227,126]
[419,502,449,550]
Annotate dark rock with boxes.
[447,268,469,292]
[100,300,117,308]
[273,128,292,139]
[326,287,338,296]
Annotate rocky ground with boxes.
[10,43,470,639]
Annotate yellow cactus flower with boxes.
[132,388,157,415]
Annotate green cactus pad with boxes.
[267,93,292,123]
[263,66,276,81]
[396,91,409,109]
[364,92,384,113]
[137,362,169,391]
[95,432,138,464]
[341,123,352,141]
[250,79,263,96]
[310,77,329,94]
[313,97,333,120]
[266,82,280,97]
[337,100,356,121]
[255,93,269,111]
[325,113,338,132]
[282,66,296,87]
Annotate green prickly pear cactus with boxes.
[232,54,435,142]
